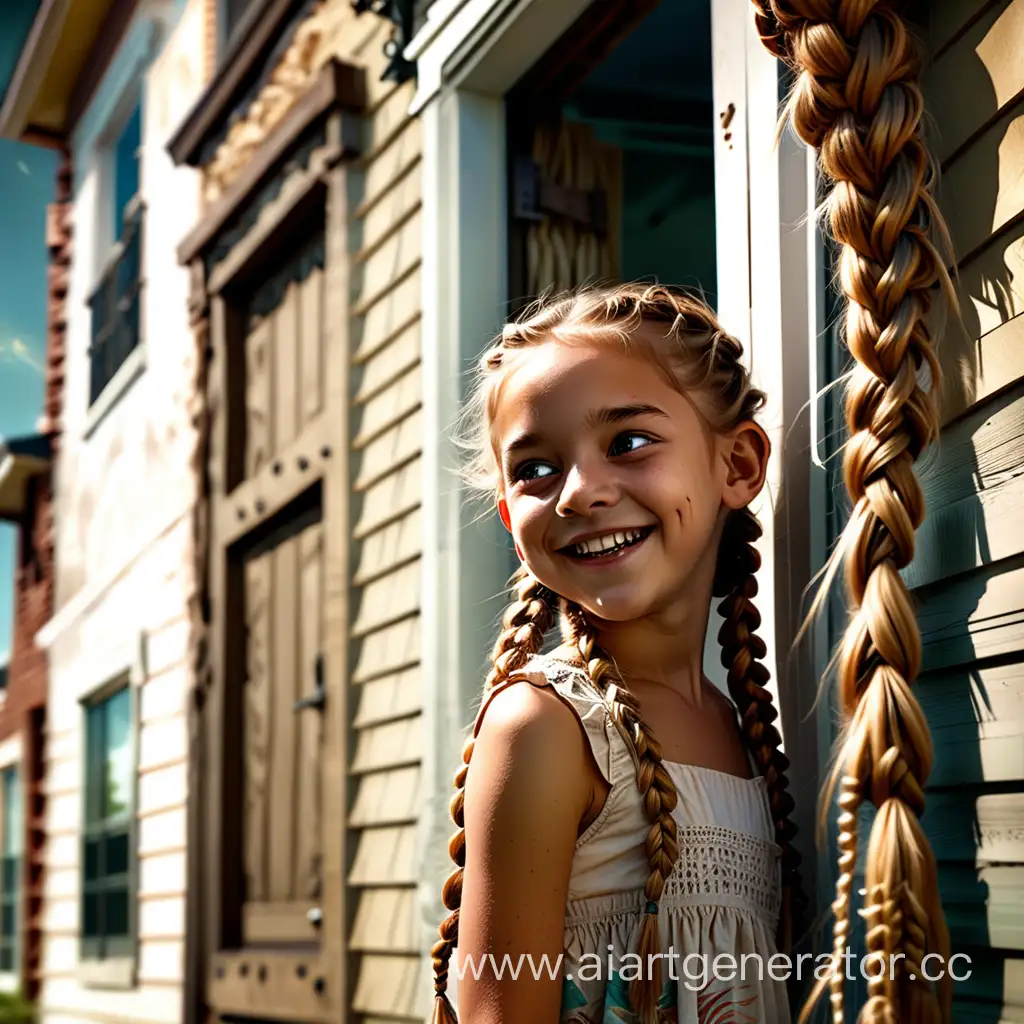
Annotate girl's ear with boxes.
[497,495,526,562]
[721,421,770,510]
[497,494,512,532]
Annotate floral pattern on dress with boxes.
[561,971,758,1023]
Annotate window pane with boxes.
[84,838,101,883]
[113,103,141,241]
[1,857,16,895]
[104,888,130,939]
[105,831,129,877]
[104,688,132,821]
[83,891,100,939]
[1,903,14,939]
[2,768,20,857]
[85,704,105,825]
[0,946,11,972]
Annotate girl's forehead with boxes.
[500,342,664,404]
[492,341,678,436]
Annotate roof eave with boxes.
[0,0,69,142]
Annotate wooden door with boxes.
[185,69,361,1021]
[238,236,328,952]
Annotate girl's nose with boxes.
[555,463,618,517]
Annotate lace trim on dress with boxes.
[662,825,782,926]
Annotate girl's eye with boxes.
[609,431,656,456]
[511,461,555,484]
[511,433,655,483]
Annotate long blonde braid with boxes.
[561,602,680,1022]
[749,3,954,1021]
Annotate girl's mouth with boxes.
[561,525,655,564]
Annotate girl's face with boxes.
[492,339,767,622]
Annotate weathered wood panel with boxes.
[269,535,300,902]
[352,666,421,729]
[296,524,323,900]
[355,320,420,403]
[351,560,421,637]
[242,516,324,929]
[353,363,422,448]
[354,507,422,586]
[906,379,1024,589]
[353,456,421,540]
[244,552,273,902]
[300,264,325,428]
[274,283,301,457]
[245,318,273,478]
[349,766,420,827]
[348,826,417,886]
[350,716,423,775]
[352,616,421,684]
[353,409,423,492]
[351,954,423,1018]
[924,0,1024,162]
[923,660,1024,786]
[349,888,418,952]
[355,269,421,361]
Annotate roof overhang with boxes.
[0,0,125,145]
[0,434,51,522]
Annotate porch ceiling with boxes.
[0,434,51,522]
[0,0,118,144]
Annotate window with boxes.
[0,768,20,973]
[88,100,144,409]
[82,687,134,961]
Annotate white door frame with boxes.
[409,0,830,978]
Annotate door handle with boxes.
[294,654,326,713]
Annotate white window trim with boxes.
[73,8,167,436]
[75,633,145,990]
[411,0,830,982]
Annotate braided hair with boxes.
[748,3,955,1021]
[431,284,804,1024]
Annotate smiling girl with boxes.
[429,285,800,1024]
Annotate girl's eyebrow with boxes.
[502,404,669,465]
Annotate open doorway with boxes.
[506,0,717,310]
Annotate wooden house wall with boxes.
[198,3,426,1019]
[892,1,1024,1018]
[38,1,207,1022]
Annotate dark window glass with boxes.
[0,767,19,974]
[82,688,134,960]
[113,103,141,242]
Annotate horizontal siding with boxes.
[41,615,190,1023]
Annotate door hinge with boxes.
[293,654,326,713]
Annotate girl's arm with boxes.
[458,682,594,1024]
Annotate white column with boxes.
[416,84,512,1004]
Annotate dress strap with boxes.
[471,652,635,789]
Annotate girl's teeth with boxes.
[573,529,645,556]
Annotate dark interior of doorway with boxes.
[506,0,717,308]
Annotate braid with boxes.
[429,567,557,1024]
[565,604,679,1024]
[714,508,805,948]
[749,3,954,1021]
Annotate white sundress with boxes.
[472,651,791,1024]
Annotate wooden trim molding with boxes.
[166,0,306,167]
[176,59,365,266]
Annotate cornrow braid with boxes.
[564,604,679,1024]
[714,508,804,949]
[749,3,954,1021]
[430,566,557,1024]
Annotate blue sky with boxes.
[0,139,56,664]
